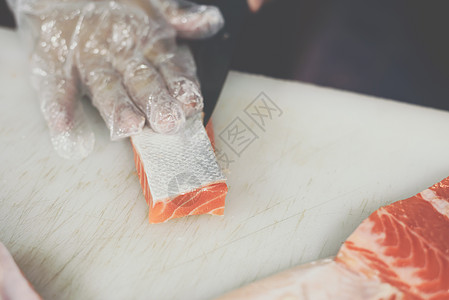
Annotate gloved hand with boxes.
[7,0,224,159]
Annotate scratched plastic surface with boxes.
[131,113,226,202]
[6,25,449,299]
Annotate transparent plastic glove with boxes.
[7,0,224,159]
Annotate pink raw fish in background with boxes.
[219,177,449,300]
[337,177,449,299]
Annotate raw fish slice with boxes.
[219,176,449,299]
[337,177,449,299]
[0,243,41,300]
[131,114,227,223]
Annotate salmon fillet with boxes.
[219,176,449,299]
[131,114,227,224]
[337,177,449,299]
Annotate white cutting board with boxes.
[2,27,449,300]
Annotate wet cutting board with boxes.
[2,27,449,300]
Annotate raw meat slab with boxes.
[220,176,449,299]
[131,115,227,223]
[337,177,449,299]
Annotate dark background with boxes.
[2,0,449,110]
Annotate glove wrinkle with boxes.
[7,0,224,159]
